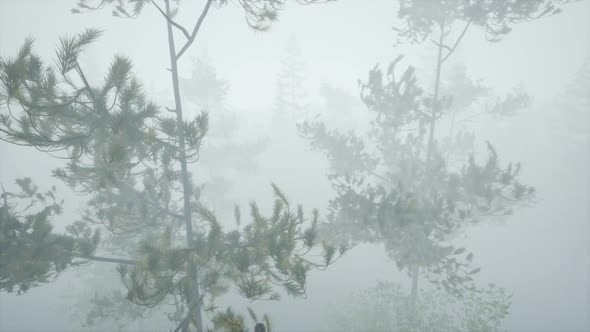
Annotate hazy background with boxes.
[0,0,589,331]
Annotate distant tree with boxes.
[317,83,366,132]
[300,0,572,304]
[180,56,229,113]
[273,36,310,125]
[319,84,357,115]
[179,56,267,218]
[330,281,511,332]
[0,0,341,331]
[439,64,531,162]
[557,58,590,139]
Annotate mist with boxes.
[0,1,588,331]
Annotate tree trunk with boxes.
[409,19,445,328]
[164,0,203,331]
[426,20,446,164]
[416,19,444,304]
[410,265,419,301]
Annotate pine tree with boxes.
[557,58,590,139]
[0,1,341,331]
[0,178,100,294]
[180,55,229,114]
[300,0,572,304]
[273,36,310,125]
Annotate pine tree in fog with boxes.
[179,57,267,220]
[332,281,511,332]
[273,36,309,124]
[557,58,590,139]
[300,0,573,310]
[0,1,343,331]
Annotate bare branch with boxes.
[441,20,471,64]
[79,255,137,265]
[431,38,452,52]
[75,61,96,102]
[175,0,214,60]
[150,0,190,40]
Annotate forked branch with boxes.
[441,20,472,64]
[175,0,214,60]
[150,0,191,40]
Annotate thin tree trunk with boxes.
[80,255,136,265]
[426,20,446,165]
[408,265,420,330]
[410,265,419,300]
[418,19,445,300]
[410,19,444,321]
[164,0,203,331]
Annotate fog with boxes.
[0,0,588,331]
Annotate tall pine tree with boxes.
[0,1,342,331]
[300,0,572,304]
